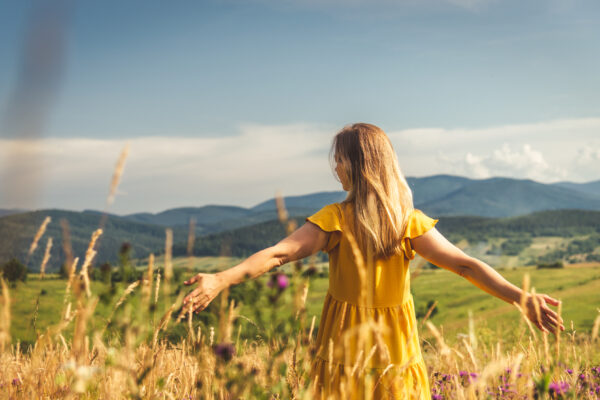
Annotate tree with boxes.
[1,258,28,285]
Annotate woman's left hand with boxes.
[183,273,227,313]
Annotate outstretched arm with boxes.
[411,227,564,333]
[183,222,329,312]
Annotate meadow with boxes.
[2,249,600,399]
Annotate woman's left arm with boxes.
[411,227,564,333]
[183,222,329,312]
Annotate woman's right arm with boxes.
[410,227,564,333]
[183,221,329,312]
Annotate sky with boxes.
[0,0,599,214]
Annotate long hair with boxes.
[331,123,414,258]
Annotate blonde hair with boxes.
[332,123,414,258]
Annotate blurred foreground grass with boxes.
[2,257,600,398]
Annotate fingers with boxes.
[534,308,565,334]
[183,288,202,305]
[183,289,214,314]
[542,294,560,307]
[545,308,564,326]
[184,274,200,285]
[534,319,548,334]
[544,313,564,333]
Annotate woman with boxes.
[183,123,564,399]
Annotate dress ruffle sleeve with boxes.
[306,203,343,252]
[401,209,439,260]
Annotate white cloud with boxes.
[0,123,339,213]
[435,143,568,181]
[387,117,600,182]
[1,117,599,213]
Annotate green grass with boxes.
[6,257,600,349]
[411,264,600,343]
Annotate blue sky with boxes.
[1,0,599,213]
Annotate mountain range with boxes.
[121,174,600,229]
[2,174,599,270]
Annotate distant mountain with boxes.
[0,209,27,217]
[251,191,346,213]
[406,175,473,204]
[418,177,600,217]
[90,175,600,229]
[123,205,320,234]
[177,209,600,259]
[125,205,254,228]
[0,210,186,272]
[553,180,600,197]
[3,175,600,269]
[245,175,600,218]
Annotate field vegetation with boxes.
[1,155,600,398]
[2,248,600,398]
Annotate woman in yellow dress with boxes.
[182,123,564,399]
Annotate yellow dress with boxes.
[306,203,438,400]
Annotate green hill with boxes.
[420,177,600,217]
[117,175,600,229]
[175,210,600,266]
[3,208,600,272]
[0,210,187,272]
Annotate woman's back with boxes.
[308,202,437,399]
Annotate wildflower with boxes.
[549,381,570,396]
[213,342,235,362]
[566,368,573,374]
[267,272,289,290]
[12,378,20,386]
[277,273,289,289]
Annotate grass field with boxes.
[9,257,600,345]
[3,255,600,398]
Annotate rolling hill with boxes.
[0,210,187,272]
[3,174,600,270]
[123,175,600,229]
[175,209,600,261]
[553,179,600,197]
[418,177,600,217]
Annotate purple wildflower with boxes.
[267,273,289,290]
[212,342,235,362]
[277,273,289,289]
[566,368,573,374]
[549,381,570,396]
[431,394,443,400]
[12,378,20,386]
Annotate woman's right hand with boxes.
[183,272,227,313]
[524,293,564,333]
